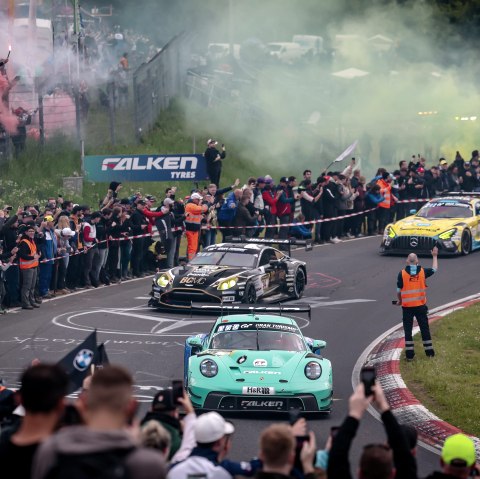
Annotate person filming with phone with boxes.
[328,372,416,479]
[394,246,438,361]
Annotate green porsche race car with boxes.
[183,306,332,413]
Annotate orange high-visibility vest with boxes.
[400,269,427,307]
[185,202,207,231]
[19,239,39,270]
[377,179,391,209]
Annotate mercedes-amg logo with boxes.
[410,237,419,247]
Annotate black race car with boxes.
[148,238,310,309]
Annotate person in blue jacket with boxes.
[365,184,385,236]
[289,214,312,239]
[217,189,241,242]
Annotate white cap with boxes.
[163,198,175,206]
[194,412,235,443]
[190,192,202,201]
[61,227,75,237]
[207,138,218,145]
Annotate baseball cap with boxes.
[439,159,448,165]
[163,198,175,206]
[194,412,235,443]
[279,177,288,183]
[191,192,203,201]
[61,227,75,237]
[152,390,176,412]
[146,195,156,202]
[44,215,54,222]
[257,177,266,183]
[207,138,218,145]
[137,199,146,206]
[441,434,476,467]
[417,167,425,173]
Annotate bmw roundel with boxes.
[74,349,94,371]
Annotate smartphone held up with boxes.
[360,366,376,397]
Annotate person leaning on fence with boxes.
[37,215,57,300]
[217,189,241,243]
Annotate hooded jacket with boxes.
[32,425,166,479]
[141,410,181,459]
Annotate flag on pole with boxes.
[334,140,358,163]
[57,330,98,394]
[95,343,110,368]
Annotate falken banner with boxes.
[84,154,208,182]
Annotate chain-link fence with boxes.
[132,32,194,142]
[1,31,196,160]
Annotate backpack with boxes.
[45,447,135,479]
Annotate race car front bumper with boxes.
[189,388,332,412]
[149,286,239,309]
[381,236,460,255]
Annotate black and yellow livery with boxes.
[148,240,309,309]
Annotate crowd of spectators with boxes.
[0,363,477,479]
[2,148,480,312]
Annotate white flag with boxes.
[334,140,358,163]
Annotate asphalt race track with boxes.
[0,236,477,474]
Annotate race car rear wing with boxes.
[440,192,480,197]
[224,236,313,256]
[190,302,312,320]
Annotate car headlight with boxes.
[200,359,218,377]
[438,228,457,240]
[156,272,172,288]
[385,225,396,238]
[304,361,322,380]
[217,277,238,290]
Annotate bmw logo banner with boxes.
[57,330,99,394]
[84,155,209,182]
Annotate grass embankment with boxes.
[400,304,480,437]
[0,99,285,207]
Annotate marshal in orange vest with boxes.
[400,269,427,307]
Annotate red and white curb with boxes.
[353,293,480,460]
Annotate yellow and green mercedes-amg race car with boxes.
[381,195,480,255]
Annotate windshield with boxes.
[189,251,257,268]
[416,202,472,219]
[210,330,306,351]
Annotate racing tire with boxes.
[461,230,472,256]
[292,268,306,299]
[242,283,257,304]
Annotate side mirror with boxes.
[186,337,203,348]
[311,339,326,351]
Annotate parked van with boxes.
[266,42,304,64]
[292,35,324,55]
